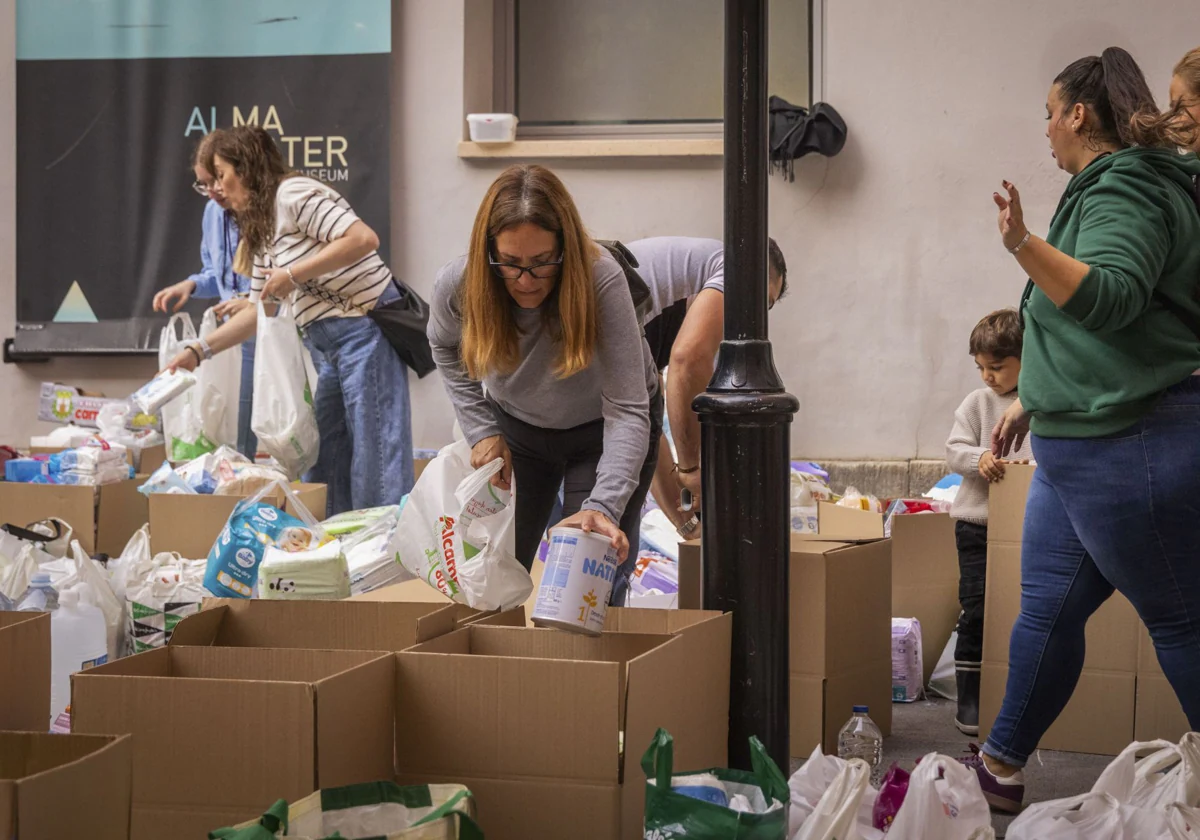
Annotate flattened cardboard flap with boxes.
[0,611,51,731]
[818,502,884,539]
[0,733,132,840]
[988,465,1035,544]
[175,598,457,651]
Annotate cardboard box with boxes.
[72,645,395,840]
[0,732,132,840]
[395,615,732,840]
[171,597,467,651]
[0,478,147,555]
[818,502,960,684]
[791,535,893,753]
[979,465,1138,755]
[0,612,51,731]
[1135,626,1191,742]
[148,482,328,559]
[674,535,892,756]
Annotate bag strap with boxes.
[748,735,790,805]
[595,239,653,325]
[641,727,675,791]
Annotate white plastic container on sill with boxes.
[467,113,518,143]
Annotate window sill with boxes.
[456,138,723,159]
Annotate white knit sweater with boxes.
[945,388,1034,525]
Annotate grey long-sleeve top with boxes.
[428,251,658,522]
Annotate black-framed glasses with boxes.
[489,256,563,281]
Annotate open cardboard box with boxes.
[0,612,51,731]
[0,732,132,840]
[148,482,328,559]
[72,645,395,840]
[170,596,518,651]
[979,465,1140,755]
[0,478,147,555]
[394,613,731,840]
[818,501,959,683]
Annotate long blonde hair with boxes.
[460,165,599,379]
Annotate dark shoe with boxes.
[958,743,1025,813]
[955,662,981,736]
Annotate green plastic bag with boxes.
[642,728,789,840]
[209,781,483,840]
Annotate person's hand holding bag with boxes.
[555,509,630,563]
[471,434,512,490]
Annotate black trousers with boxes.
[954,520,989,664]
[492,387,663,605]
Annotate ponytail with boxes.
[1054,47,1175,149]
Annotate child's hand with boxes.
[979,451,1006,483]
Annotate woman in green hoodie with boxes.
[964,47,1200,812]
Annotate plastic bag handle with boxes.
[641,727,674,791]
[749,735,790,805]
[240,478,323,533]
[165,312,197,343]
[207,798,289,839]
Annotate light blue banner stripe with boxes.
[17,0,390,60]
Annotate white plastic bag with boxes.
[126,555,209,653]
[1007,792,1178,840]
[928,629,958,700]
[196,306,242,448]
[158,313,214,460]
[788,745,882,840]
[394,440,532,611]
[887,753,995,840]
[1090,736,1200,813]
[251,301,319,479]
[59,540,125,662]
[108,525,152,601]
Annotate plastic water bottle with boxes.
[49,588,108,727]
[17,572,59,612]
[838,705,884,784]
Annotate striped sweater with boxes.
[249,176,392,327]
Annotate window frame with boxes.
[462,0,820,149]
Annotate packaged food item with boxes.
[203,481,324,598]
[138,462,196,496]
[837,485,883,513]
[213,460,290,496]
[131,369,197,416]
[258,541,350,601]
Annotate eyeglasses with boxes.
[192,180,221,197]
[489,256,563,281]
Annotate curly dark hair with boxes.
[200,126,296,257]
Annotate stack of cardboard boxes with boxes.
[979,464,1190,754]
[0,609,133,839]
[679,533,894,755]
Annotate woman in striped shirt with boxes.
[166,126,414,516]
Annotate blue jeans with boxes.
[302,307,414,517]
[984,377,1200,767]
[237,337,258,459]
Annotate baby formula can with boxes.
[531,526,619,635]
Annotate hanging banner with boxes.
[12,0,391,357]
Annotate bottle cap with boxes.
[853,705,869,713]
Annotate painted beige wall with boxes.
[3,0,1199,459]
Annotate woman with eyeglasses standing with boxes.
[152,133,257,459]
[165,125,415,516]
[429,164,661,605]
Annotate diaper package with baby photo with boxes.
[203,481,325,598]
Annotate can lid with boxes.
[853,705,869,714]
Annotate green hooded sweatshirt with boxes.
[1020,147,1200,438]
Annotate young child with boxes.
[945,309,1033,736]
